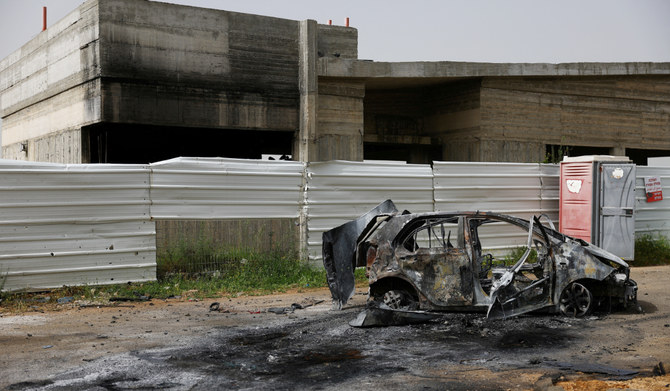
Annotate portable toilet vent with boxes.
[559,155,636,260]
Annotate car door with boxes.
[469,216,555,319]
[397,217,474,307]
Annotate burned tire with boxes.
[559,282,594,317]
[382,289,418,310]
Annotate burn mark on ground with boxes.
[5,308,646,390]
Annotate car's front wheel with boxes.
[382,289,418,310]
[559,281,593,317]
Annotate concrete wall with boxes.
[316,80,365,160]
[98,0,300,131]
[360,74,670,163]
[363,88,432,162]
[3,0,669,165]
[0,0,361,164]
[317,25,358,59]
[155,219,299,258]
[0,1,101,162]
[363,80,482,162]
[425,80,482,161]
[479,76,670,161]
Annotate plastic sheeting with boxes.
[150,157,304,219]
[0,160,155,291]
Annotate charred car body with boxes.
[323,200,638,320]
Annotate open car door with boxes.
[487,216,555,319]
[322,200,398,309]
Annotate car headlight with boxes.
[614,273,628,284]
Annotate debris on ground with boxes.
[268,299,326,315]
[547,361,638,380]
[209,298,325,315]
[349,302,443,327]
[33,296,51,303]
[653,361,666,376]
[109,296,150,302]
[57,296,74,304]
[268,303,303,314]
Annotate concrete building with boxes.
[2,0,670,165]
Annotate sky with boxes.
[1,0,669,63]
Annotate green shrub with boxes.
[497,246,538,267]
[154,236,331,294]
[634,234,670,266]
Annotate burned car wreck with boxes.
[323,200,638,324]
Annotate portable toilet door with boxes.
[596,163,636,260]
[559,155,635,261]
[559,160,595,244]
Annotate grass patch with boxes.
[634,234,670,266]
[156,237,329,292]
[495,246,538,267]
[0,240,370,313]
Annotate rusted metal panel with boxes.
[0,159,154,291]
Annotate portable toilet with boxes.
[559,155,636,260]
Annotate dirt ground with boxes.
[1,266,669,390]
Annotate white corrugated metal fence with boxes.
[150,157,304,219]
[1,157,669,291]
[304,160,434,261]
[635,166,670,237]
[0,160,155,291]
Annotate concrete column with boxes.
[610,145,626,157]
[296,20,318,163]
[297,20,318,261]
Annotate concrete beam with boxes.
[318,58,670,81]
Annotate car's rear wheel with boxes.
[559,282,593,317]
[382,289,417,310]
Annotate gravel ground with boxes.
[1,266,669,390]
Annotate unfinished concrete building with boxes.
[2,0,670,165]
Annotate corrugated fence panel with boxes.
[433,162,559,252]
[635,166,670,238]
[150,157,304,219]
[0,160,155,291]
[539,164,560,226]
[434,162,549,218]
[5,156,670,291]
[305,160,434,261]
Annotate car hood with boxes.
[579,240,629,268]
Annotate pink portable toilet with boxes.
[559,155,636,260]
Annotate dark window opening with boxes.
[83,124,294,164]
[544,145,611,163]
[625,148,670,165]
[364,142,442,165]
